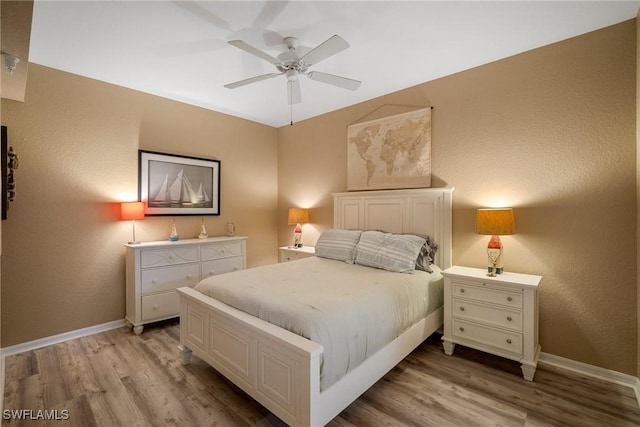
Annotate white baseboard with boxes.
[539,351,640,407]
[1,318,127,358]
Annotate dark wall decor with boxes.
[1,126,7,220]
[138,150,221,216]
[0,126,18,220]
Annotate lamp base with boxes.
[128,241,141,245]
[486,265,503,277]
[487,235,504,276]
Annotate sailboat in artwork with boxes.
[150,170,211,207]
[196,182,210,203]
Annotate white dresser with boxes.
[442,266,542,380]
[125,236,247,334]
[279,246,315,262]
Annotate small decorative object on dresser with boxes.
[125,236,247,334]
[475,208,515,276]
[279,245,315,262]
[441,265,541,381]
[198,218,208,239]
[169,219,179,241]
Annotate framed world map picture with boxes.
[347,107,431,191]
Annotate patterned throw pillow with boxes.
[355,231,426,273]
[415,235,438,273]
[315,229,363,264]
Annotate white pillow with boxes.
[315,229,362,263]
[355,231,426,273]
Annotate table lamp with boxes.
[288,208,310,248]
[121,201,145,244]
[475,208,515,276]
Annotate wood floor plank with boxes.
[4,319,640,427]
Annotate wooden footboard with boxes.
[177,286,323,426]
[178,286,443,426]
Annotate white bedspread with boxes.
[194,256,443,390]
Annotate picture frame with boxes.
[138,150,220,216]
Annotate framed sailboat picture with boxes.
[138,150,220,216]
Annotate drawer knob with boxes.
[186,274,191,279]
[507,296,513,302]
[153,304,158,310]
[459,327,464,332]
[152,280,157,284]
[209,271,215,276]
[459,306,465,312]
[507,316,512,321]
[506,338,512,344]
[460,288,465,293]
[233,267,238,271]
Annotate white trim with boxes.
[539,352,640,407]
[1,319,127,357]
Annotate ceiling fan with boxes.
[224,35,361,105]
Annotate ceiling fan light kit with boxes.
[225,34,361,108]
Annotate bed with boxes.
[177,188,453,426]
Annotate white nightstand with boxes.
[441,266,542,381]
[279,246,315,262]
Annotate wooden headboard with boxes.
[332,188,453,269]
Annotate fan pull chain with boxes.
[289,80,294,126]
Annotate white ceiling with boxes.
[29,1,639,127]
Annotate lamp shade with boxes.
[288,208,310,225]
[475,208,515,236]
[121,202,145,221]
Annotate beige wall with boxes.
[637,7,640,379]
[279,21,637,375]
[0,64,279,347]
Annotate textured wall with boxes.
[279,21,637,374]
[1,64,278,347]
[637,8,640,379]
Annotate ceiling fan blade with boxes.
[228,40,281,65]
[287,79,301,105]
[307,71,361,90]
[301,35,349,66]
[225,73,281,89]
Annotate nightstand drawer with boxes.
[452,319,523,356]
[141,263,201,293]
[141,291,180,321]
[201,256,243,278]
[201,241,243,261]
[453,281,523,309]
[279,246,315,262]
[452,299,523,331]
[141,247,199,268]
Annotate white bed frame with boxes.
[177,188,453,426]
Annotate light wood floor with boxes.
[4,319,640,426]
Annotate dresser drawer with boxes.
[141,246,199,268]
[201,241,243,261]
[452,319,523,356]
[141,263,200,293]
[141,291,180,321]
[452,299,523,331]
[201,256,243,278]
[453,281,523,309]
